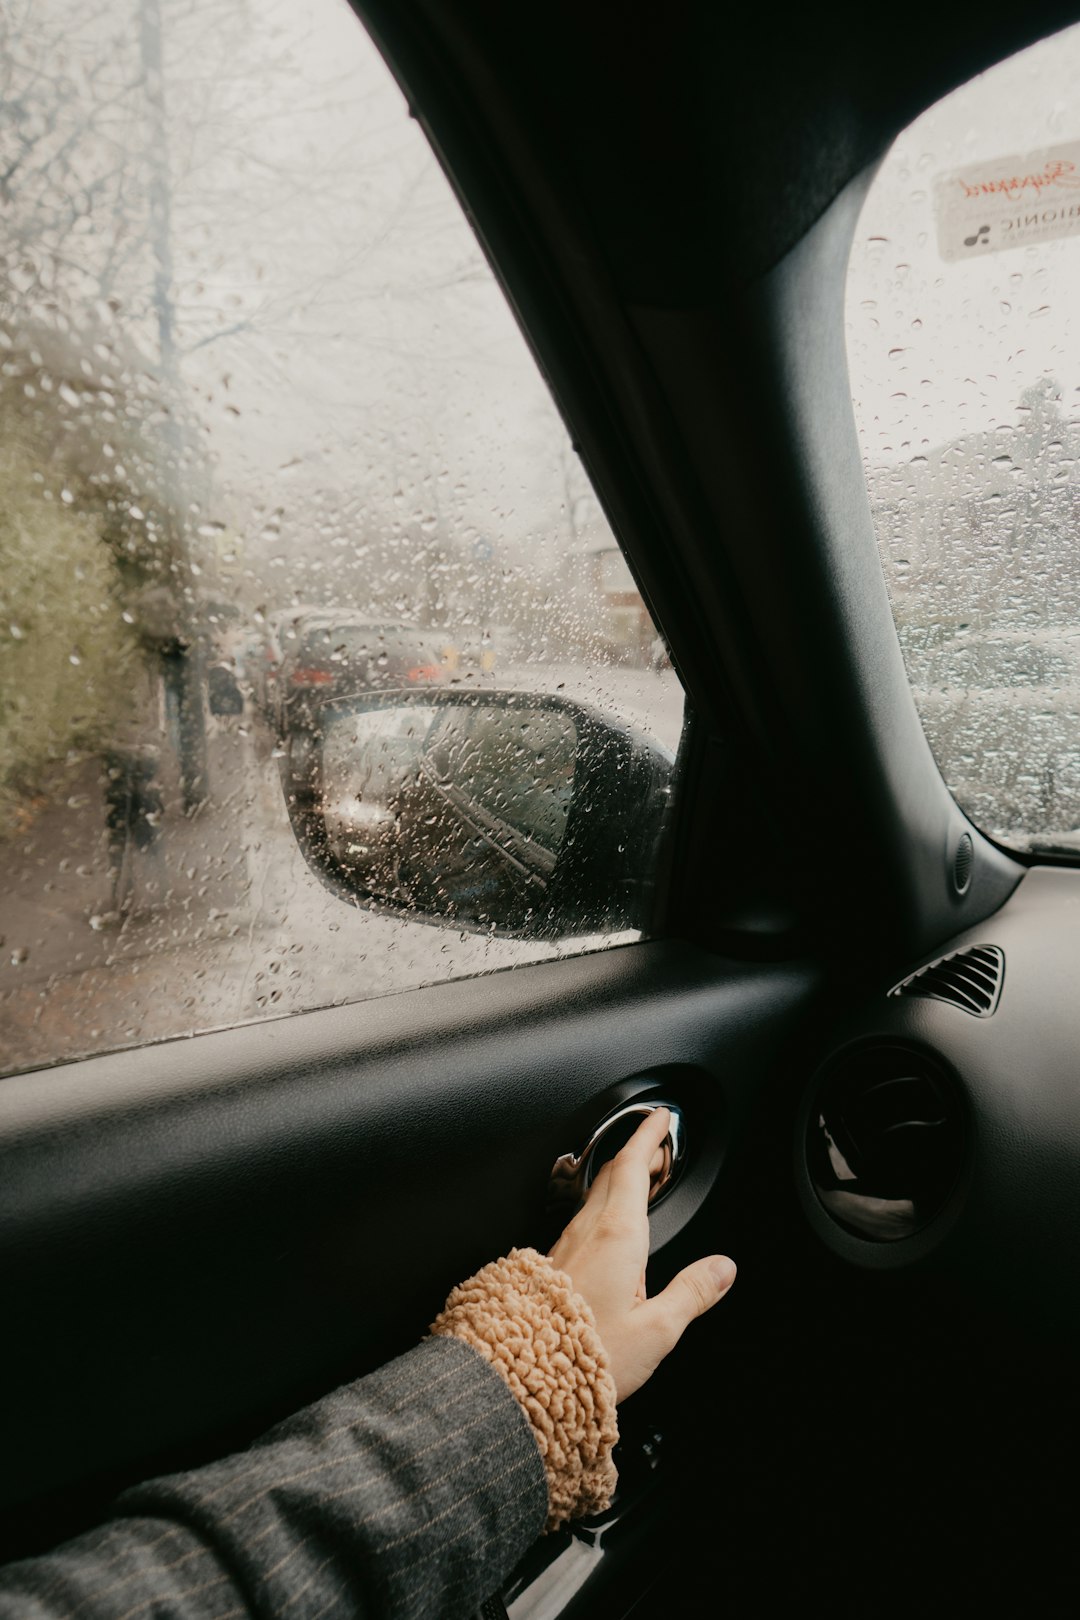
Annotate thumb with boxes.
[647,1255,736,1356]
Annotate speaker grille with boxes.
[953,833,974,894]
[889,944,1003,1017]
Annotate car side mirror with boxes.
[282,688,675,939]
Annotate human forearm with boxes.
[0,1335,546,1620]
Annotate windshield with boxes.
[846,21,1080,853]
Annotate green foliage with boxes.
[0,424,138,829]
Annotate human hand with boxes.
[547,1107,736,1402]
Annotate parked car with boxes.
[6,3,1080,1617]
[275,615,447,734]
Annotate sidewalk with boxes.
[0,729,258,1073]
[1,685,612,1078]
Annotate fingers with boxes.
[584,1153,615,1204]
[645,1255,737,1359]
[604,1107,671,1213]
[575,1107,669,1216]
[547,1106,737,1403]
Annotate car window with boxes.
[900,629,1074,691]
[0,0,684,1077]
[846,22,1080,852]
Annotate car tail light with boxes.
[407,664,443,682]
[290,668,335,686]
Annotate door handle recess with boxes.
[547,1100,686,1214]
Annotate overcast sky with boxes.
[18,0,1080,596]
[847,20,1080,466]
[162,0,606,594]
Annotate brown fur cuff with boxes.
[430,1246,619,1530]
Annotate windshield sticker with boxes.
[934,140,1080,260]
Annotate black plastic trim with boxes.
[0,940,816,1526]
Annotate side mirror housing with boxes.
[282,688,675,939]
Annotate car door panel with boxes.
[0,941,817,1555]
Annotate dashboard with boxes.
[797,865,1080,1332]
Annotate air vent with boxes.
[806,1043,965,1242]
[889,944,1003,1017]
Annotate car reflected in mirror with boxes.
[282,689,676,938]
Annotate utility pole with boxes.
[138,0,207,809]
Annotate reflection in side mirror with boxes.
[281,689,675,939]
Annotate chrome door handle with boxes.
[547,1100,686,1214]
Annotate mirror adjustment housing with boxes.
[280,686,675,940]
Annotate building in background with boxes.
[589,543,654,663]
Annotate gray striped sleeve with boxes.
[0,1334,548,1618]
